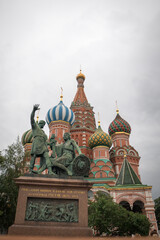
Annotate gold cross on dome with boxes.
[60,87,63,101]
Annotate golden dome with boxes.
[76,70,85,80]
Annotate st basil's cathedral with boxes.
[22,70,158,232]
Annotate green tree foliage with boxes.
[155,197,160,229]
[0,137,24,233]
[88,192,150,236]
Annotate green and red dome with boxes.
[21,129,33,146]
[88,124,112,149]
[108,111,131,136]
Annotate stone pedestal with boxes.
[8,175,93,237]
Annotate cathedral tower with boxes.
[46,93,75,143]
[109,108,140,179]
[88,119,116,186]
[70,70,96,158]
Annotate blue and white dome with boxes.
[46,100,75,126]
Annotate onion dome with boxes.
[108,109,131,136]
[76,69,85,88]
[88,121,112,149]
[46,94,75,126]
[76,69,85,80]
[21,129,33,146]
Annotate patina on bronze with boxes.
[25,197,78,222]
[29,105,91,177]
[29,104,55,175]
[47,132,90,177]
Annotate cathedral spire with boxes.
[73,70,88,104]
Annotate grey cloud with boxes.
[0,0,160,198]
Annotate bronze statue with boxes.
[29,104,90,176]
[47,134,57,158]
[37,132,81,176]
[29,104,55,175]
[51,132,82,176]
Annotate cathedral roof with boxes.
[108,109,131,136]
[88,123,112,149]
[46,98,75,126]
[21,129,33,145]
[76,70,85,80]
[72,88,88,105]
[71,70,89,106]
[116,156,142,185]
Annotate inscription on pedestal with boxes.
[21,187,85,198]
[25,197,78,222]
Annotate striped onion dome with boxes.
[21,129,33,146]
[108,110,131,136]
[88,124,112,149]
[46,100,75,126]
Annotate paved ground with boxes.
[0,237,159,240]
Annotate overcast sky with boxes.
[0,0,160,199]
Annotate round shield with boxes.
[72,154,90,177]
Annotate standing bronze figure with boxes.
[30,104,54,175]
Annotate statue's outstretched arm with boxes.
[71,140,82,155]
[31,104,40,128]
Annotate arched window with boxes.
[133,200,144,213]
[119,201,131,211]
